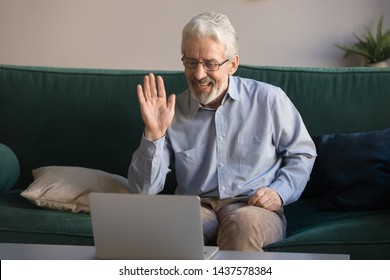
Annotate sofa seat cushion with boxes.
[264,199,390,259]
[0,190,93,245]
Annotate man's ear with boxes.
[228,55,239,75]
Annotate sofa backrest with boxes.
[0,65,187,188]
[1,64,390,190]
[236,65,390,136]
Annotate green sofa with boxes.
[1,64,389,259]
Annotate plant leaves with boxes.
[336,15,390,64]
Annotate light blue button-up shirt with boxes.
[128,76,316,205]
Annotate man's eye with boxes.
[205,61,218,68]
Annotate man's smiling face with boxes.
[183,37,237,108]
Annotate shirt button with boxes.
[220,186,226,191]
[219,136,223,141]
[148,147,155,152]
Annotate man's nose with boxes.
[193,62,208,80]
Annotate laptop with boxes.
[89,193,219,260]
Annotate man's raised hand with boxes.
[136,73,176,141]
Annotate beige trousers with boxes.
[201,196,287,251]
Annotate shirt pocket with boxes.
[237,133,271,178]
[174,143,208,184]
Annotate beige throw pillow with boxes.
[21,166,130,213]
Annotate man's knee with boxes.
[217,206,285,251]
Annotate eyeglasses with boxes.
[181,56,229,71]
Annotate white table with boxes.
[0,243,349,260]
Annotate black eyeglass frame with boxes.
[181,56,229,71]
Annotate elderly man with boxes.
[128,12,316,251]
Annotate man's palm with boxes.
[136,74,175,141]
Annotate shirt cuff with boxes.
[139,135,165,157]
[269,179,291,206]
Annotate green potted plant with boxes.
[336,15,390,67]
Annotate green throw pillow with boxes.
[0,143,20,193]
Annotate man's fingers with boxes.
[136,84,146,104]
[248,187,282,211]
[156,75,166,98]
[167,94,176,110]
[249,194,272,210]
[140,73,164,101]
[247,195,256,206]
[148,73,157,97]
[248,188,265,205]
[140,74,150,101]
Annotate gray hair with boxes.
[181,12,239,60]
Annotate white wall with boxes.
[0,0,389,70]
